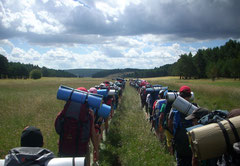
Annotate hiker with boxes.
[168,85,197,166]
[140,86,147,109]
[152,90,167,142]
[185,108,214,166]
[89,87,104,163]
[55,87,99,166]
[159,90,175,155]
[4,126,55,166]
[21,126,44,147]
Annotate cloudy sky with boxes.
[0,0,239,69]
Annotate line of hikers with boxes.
[2,78,126,166]
[130,78,240,166]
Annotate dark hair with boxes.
[180,91,191,98]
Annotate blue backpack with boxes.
[172,109,193,157]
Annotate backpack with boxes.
[198,110,229,125]
[172,109,193,157]
[217,119,240,166]
[152,99,167,129]
[4,147,54,166]
[55,101,93,157]
[161,102,173,130]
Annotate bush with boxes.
[30,69,42,79]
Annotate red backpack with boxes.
[55,101,93,157]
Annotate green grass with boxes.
[99,84,175,166]
[1,76,239,165]
[0,77,106,158]
[147,77,240,110]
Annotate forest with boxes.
[0,56,76,79]
[124,39,240,80]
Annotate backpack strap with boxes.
[69,89,75,101]
[218,122,231,154]
[72,157,75,166]
[226,119,240,142]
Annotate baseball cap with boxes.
[21,126,43,147]
[185,108,210,120]
[179,86,191,93]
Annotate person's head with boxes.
[77,87,88,92]
[185,108,210,125]
[158,90,165,99]
[89,87,97,94]
[179,85,191,100]
[21,126,43,147]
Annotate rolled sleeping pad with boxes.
[161,86,168,90]
[87,93,103,109]
[57,85,87,104]
[98,104,111,119]
[108,89,115,96]
[172,96,198,116]
[187,116,240,160]
[153,87,162,91]
[97,89,108,97]
[57,85,102,109]
[146,88,154,93]
[0,157,85,166]
[166,92,194,103]
[152,84,162,88]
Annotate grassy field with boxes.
[147,77,240,111]
[0,77,106,158]
[1,76,239,165]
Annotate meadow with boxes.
[0,77,106,158]
[147,77,240,111]
[0,77,239,165]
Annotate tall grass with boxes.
[0,77,105,158]
[147,77,240,110]
[99,84,175,166]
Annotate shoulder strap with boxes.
[218,122,231,154]
[227,119,240,142]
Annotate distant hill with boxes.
[65,69,107,77]
[92,68,140,78]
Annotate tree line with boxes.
[92,68,140,78]
[0,54,76,79]
[125,39,240,80]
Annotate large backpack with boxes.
[152,99,167,129]
[4,147,54,166]
[172,109,193,157]
[55,101,93,157]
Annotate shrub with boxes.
[30,69,42,79]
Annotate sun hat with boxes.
[185,108,210,120]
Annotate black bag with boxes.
[4,147,54,166]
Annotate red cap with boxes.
[179,86,191,93]
[77,87,88,92]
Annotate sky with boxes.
[0,0,240,69]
